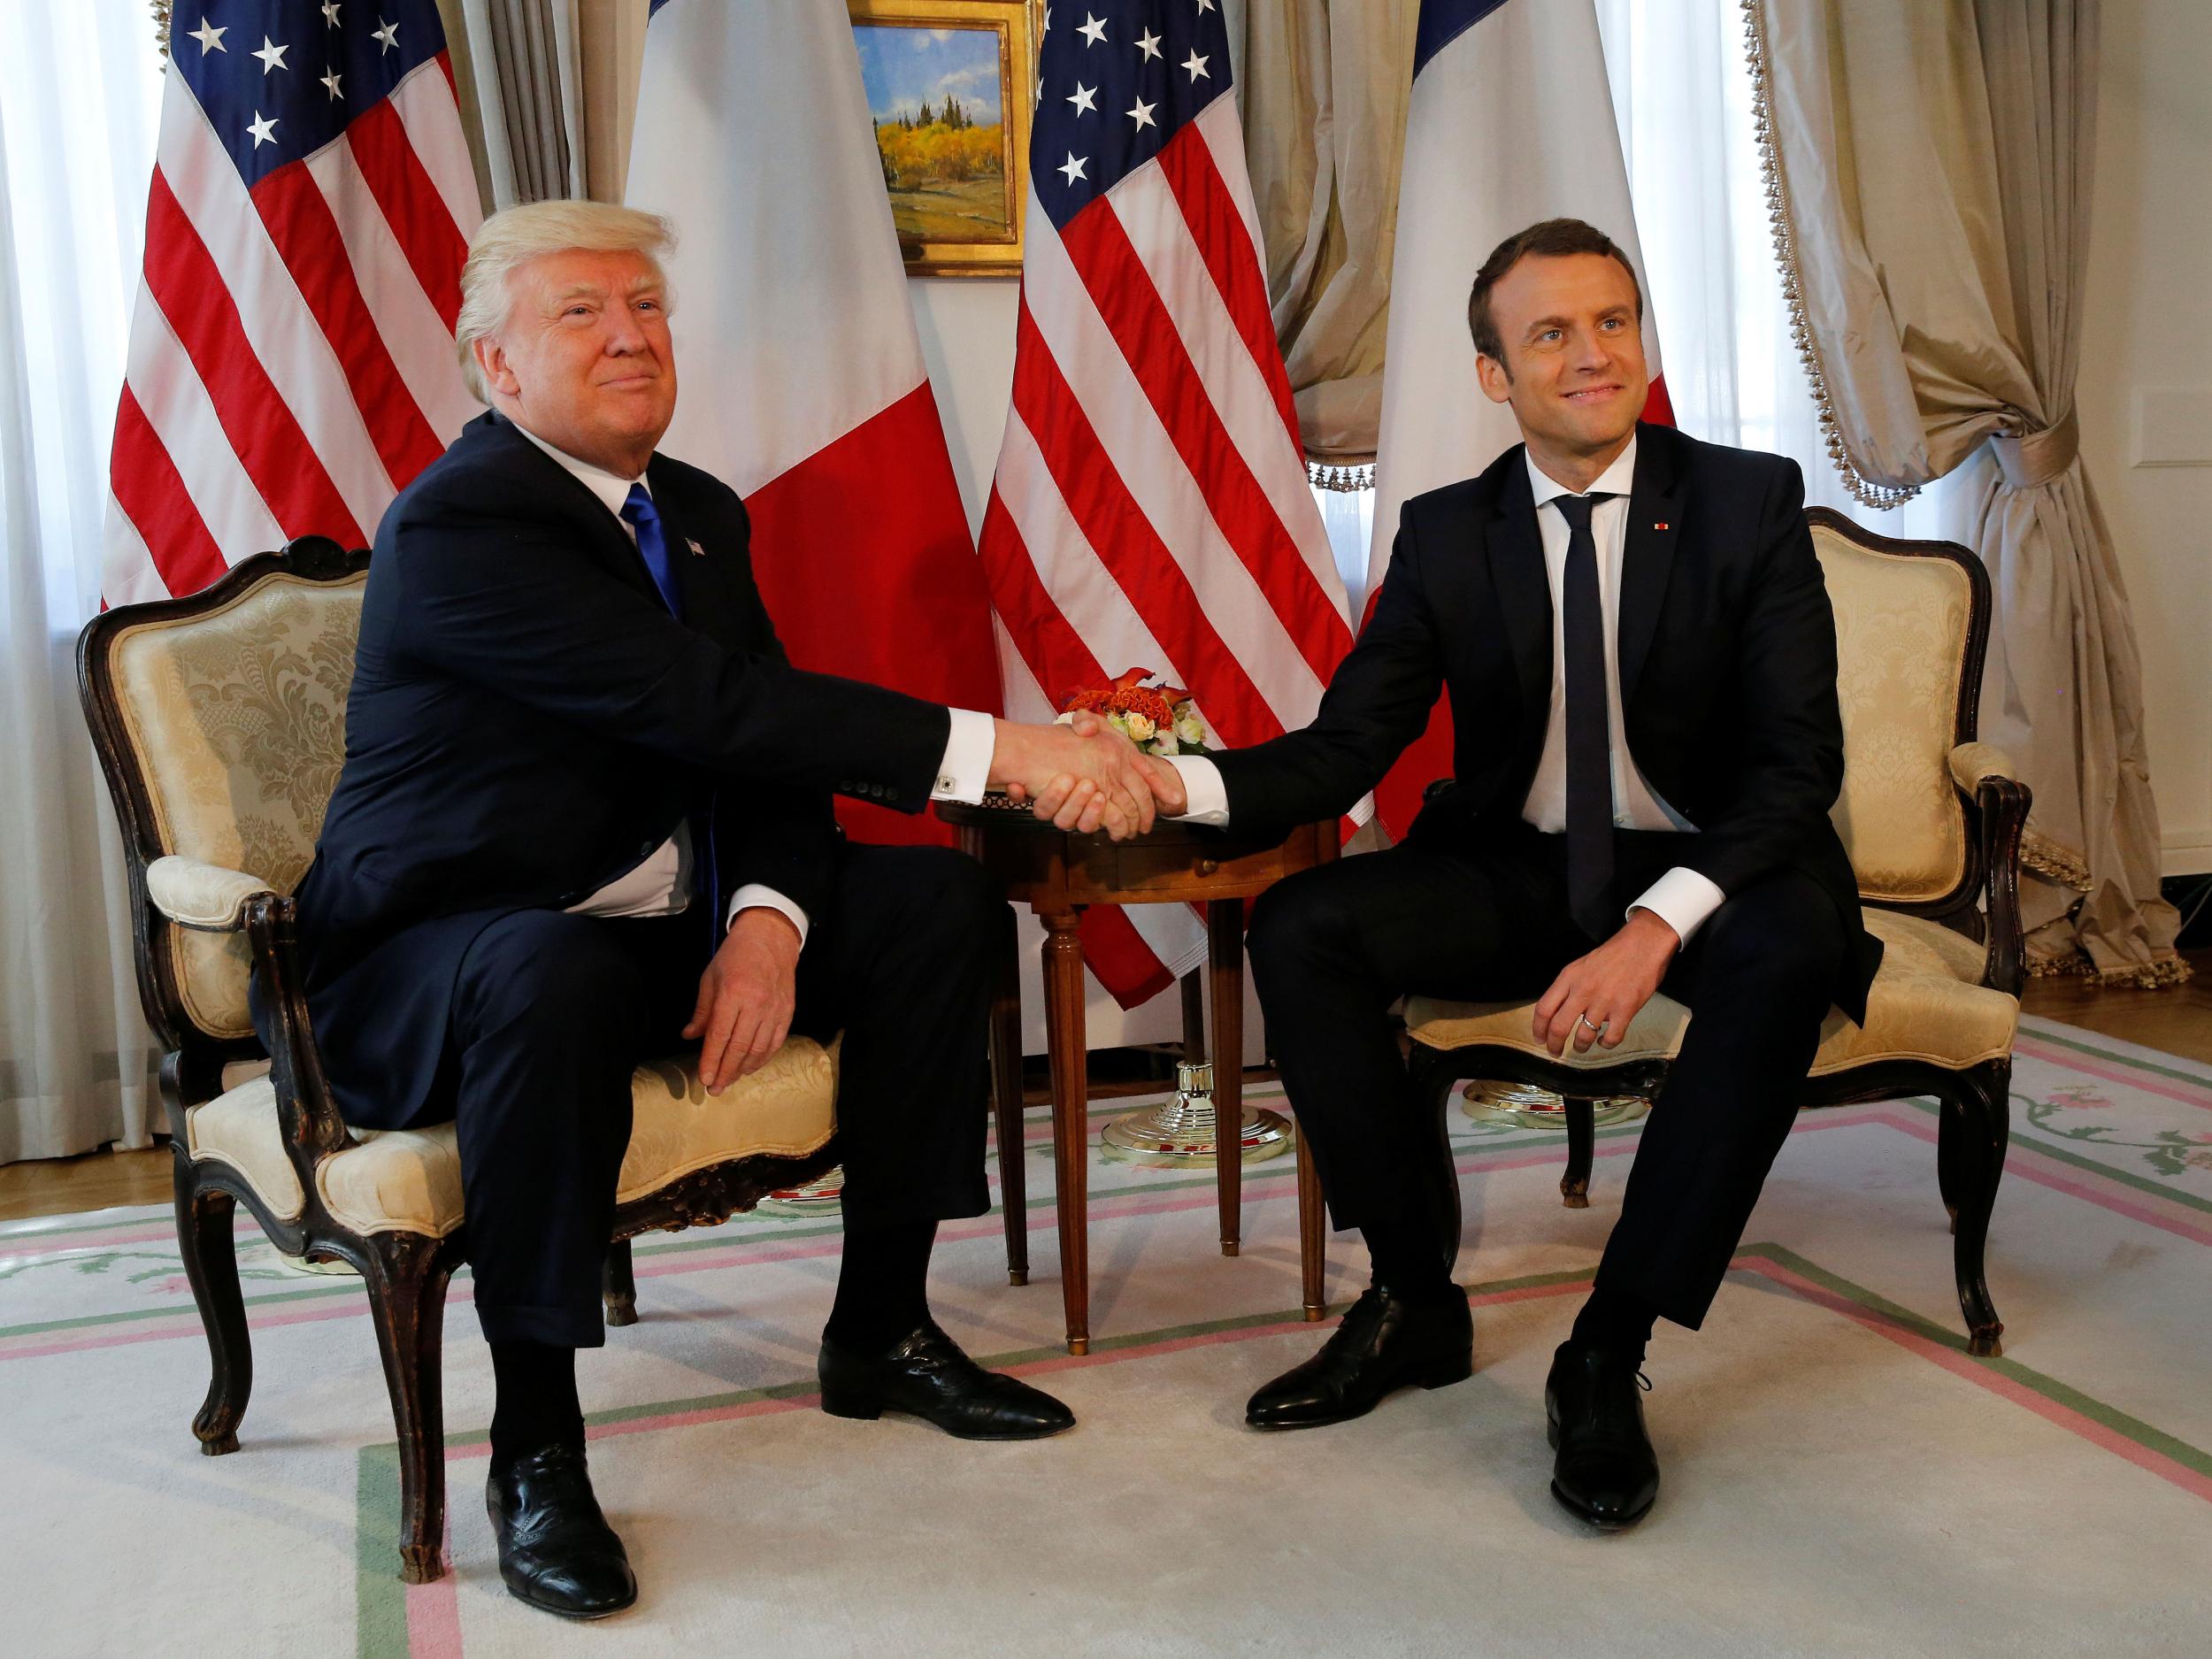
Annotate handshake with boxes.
[987,715,1189,840]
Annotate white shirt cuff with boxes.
[726,885,809,948]
[1166,756,1231,826]
[932,708,995,803]
[1627,866,1726,949]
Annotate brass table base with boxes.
[756,1164,847,1217]
[1460,1079,1649,1131]
[1100,1060,1294,1171]
[1101,1102,1295,1168]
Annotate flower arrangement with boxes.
[1058,668,1213,757]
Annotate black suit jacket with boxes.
[1212,423,1883,1021]
[256,411,952,1128]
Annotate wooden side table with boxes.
[941,799,1337,1355]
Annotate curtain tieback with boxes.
[1989,408,2079,490]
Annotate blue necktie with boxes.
[619,481,716,914]
[619,482,683,618]
[1555,493,1617,941]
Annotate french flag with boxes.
[1366,0,1672,839]
[625,0,1002,844]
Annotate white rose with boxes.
[1174,705,1207,747]
[1123,712,1156,743]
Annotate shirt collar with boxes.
[1525,434,1638,509]
[511,419,649,519]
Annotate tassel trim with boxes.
[2020,830,2095,894]
[1739,1,1920,511]
[1307,461,1376,493]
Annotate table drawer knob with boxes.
[1195,857,1219,876]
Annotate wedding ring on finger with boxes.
[1578,1013,1608,1036]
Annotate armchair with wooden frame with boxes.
[1289,509,2032,1356]
[78,538,857,1584]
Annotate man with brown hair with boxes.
[1052,217,1881,1527]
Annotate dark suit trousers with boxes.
[443,842,1002,1348]
[1247,825,1847,1330]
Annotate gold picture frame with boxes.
[848,0,1040,277]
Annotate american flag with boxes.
[978,0,1363,1006]
[104,0,481,606]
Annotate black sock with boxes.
[488,1340,583,1468]
[1571,1283,1659,1365]
[1361,1210,1455,1300]
[824,1218,939,1353]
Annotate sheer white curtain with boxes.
[0,4,166,1161]
[1593,0,1960,540]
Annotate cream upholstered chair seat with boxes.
[1404,909,2016,1076]
[187,1041,838,1237]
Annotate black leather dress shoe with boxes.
[1245,1285,1473,1430]
[486,1441,637,1618]
[818,1319,1075,1440]
[1544,1340,1660,1529]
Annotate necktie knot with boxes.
[620,481,658,529]
[1551,492,1610,533]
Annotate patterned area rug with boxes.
[5,1014,2210,1658]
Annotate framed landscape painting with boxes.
[848,0,1038,276]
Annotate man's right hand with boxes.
[987,718,1184,840]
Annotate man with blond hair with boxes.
[257,200,1172,1617]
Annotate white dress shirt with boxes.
[515,424,997,944]
[1165,435,1725,947]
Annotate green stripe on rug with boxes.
[1743,1243,2212,1479]
[1894,1095,2212,1216]
[2017,1018,2212,1088]
[0,1279,362,1339]
[356,1444,409,1659]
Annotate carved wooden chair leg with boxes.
[362,1233,456,1584]
[1935,1090,1964,1234]
[1412,1049,1464,1268]
[1294,1113,1326,1321]
[603,1239,639,1328]
[172,1156,252,1456]
[1944,1063,2010,1357]
[1561,1096,1597,1210]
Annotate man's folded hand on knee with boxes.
[685,907,802,1093]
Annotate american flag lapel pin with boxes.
[685,537,705,557]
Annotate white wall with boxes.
[2079,0,2212,876]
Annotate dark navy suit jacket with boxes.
[253,411,950,1129]
[1211,423,1883,1021]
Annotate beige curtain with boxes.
[437,0,647,209]
[1230,1,1418,465]
[1747,0,2185,985]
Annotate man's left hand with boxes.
[1532,908,1680,1057]
[685,908,803,1092]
